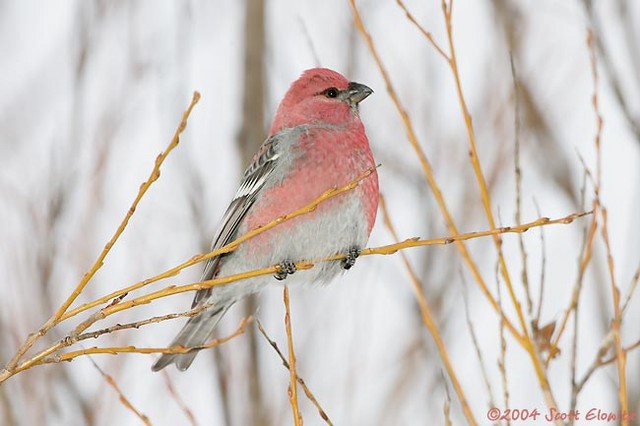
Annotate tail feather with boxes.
[152,302,234,372]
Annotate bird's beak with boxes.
[347,82,373,105]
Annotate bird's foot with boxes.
[275,260,297,281]
[341,247,361,270]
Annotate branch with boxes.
[37,317,252,367]
[88,357,152,426]
[380,196,477,425]
[347,0,527,351]
[3,92,201,373]
[283,289,303,426]
[59,165,378,323]
[257,320,333,425]
[0,208,589,382]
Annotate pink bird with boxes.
[152,68,379,371]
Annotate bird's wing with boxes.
[191,134,282,308]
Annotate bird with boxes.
[152,68,379,371]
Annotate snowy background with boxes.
[1,1,639,425]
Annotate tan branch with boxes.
[283,287,302,426]
[60,165,378,323]
[347,0,526,350]
[257,320,333,425]
[380,196,477,425]
[0,208,589,383]
[36,317,252,368]
[88,357,152,426]
[3,92,201,373]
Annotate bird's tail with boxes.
[151,302,234,372]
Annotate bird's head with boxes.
[270,68,373,135]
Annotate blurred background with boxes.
[1,1,639,425]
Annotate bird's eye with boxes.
[324,88,339,98]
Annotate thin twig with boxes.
[533,199,546,327]
[161,373,198,426]
[575,335,640,395]
[362,210,591,258]
[380,196,477,425]
[257,320,333,426]
[0,209,590,382]
[27,317,251,370]
[510,53,533,318]
[88,357,152,426]
[347,0,526,348]
[442,2,558,408]
[600,340,640,366]
[587,28,628,422]
[283,286,302,426]
[552,167,596,363]
[568,172,591,419]
[621,263,640,315]
[59,165,378,324]
[65,211,592,337]
[570,277,581,423]
[442,372,453,426]
[600,207,627,419]
[461,272,496,410]
[495,262,510,426]
[568,170,598,417]
[3,92,201,373]
[394,0,449,60]
[549,201,598,361]
[2,166,376,375]
[74,304,212,342]
[574,330,615,395]
[574,264,640,397]
[582,0,640,144]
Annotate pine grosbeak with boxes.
[152,68,378,371]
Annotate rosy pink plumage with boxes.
[153,68,378,371]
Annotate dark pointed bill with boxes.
[347,82,373,104]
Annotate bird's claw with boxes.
[341,247,360,270]
[275,260,297,280]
